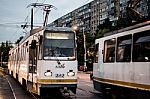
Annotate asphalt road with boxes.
[0,70,103,99]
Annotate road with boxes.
[75,71,102,99]
[0,70,103,99]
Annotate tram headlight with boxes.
[67,70,75,76]
[44,70,52,76]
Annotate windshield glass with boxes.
[43,32,75,59]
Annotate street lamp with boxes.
[72,25,78,31]
[82,27,87,71]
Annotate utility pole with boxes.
[1,52,3,67]
[83,27,87,71]
[73,16,87,71]
[148,0,150,18]
[31,8,33,31]
[79,16,87,71]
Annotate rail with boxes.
[5,77,17,99]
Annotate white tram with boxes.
[8,26,77,95]
[93,21,150,98]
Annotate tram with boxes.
[93,21,150,98]
[8,26,77,96]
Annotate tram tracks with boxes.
[1,72,77,99]
[30,92,39,99]
[0,71,15,99]
[5,77,17,99]
[1,71,74,99]
[0,71,33,99]
[1,70,101,99]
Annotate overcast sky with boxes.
[0,0,93,43]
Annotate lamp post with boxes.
[72,25,87,71]
[1,52,3,67]
[82,27,87,71]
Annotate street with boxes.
[0,0,150,99]
[0,70,103,99]
[72,71,102,99]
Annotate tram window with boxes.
[94,43,99,63]
[104,38,116,62]
[29,48,37,73]
[38,42,42,60]
[133,30,150,62]
[116,35,132,62]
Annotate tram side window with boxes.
[38,43,42,59]
[104,38,116,62]
[94,43,99,63]
[133,31,150,62]
[116,35,132,62]
[29,48,37,73]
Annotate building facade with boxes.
[48,2,92,34]
[91,0,108,35]
[48,0,150,36]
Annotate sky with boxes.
[0,0,93,43]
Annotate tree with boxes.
[95,18,112,39]
[76,30,84,66]
[0,41,13,65]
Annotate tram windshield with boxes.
[43,31,75,59]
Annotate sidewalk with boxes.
[77,70,101,95]
[77,70,92,74]
[77,70,93,80]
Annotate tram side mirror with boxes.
[30,40,36,49]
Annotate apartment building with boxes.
[108,0,149,24]
[48,2,92,34]
[91,0,108,35]
[48,0,149,36]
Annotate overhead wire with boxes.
[6,1,33,43]
[1,12,30,43]
[9,28,21,43]
[0,22,28,28]
[3,0,47,43]
[34,0,47,14]
[36,0,39,3]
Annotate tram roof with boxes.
[45,27,74,32]
[18,26,74,45]
[104,20,150,37]
[29,26,74,36]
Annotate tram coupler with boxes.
[62,87,71,96]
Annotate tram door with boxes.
[28,40,37,91]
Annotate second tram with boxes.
[93,21,150,98]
